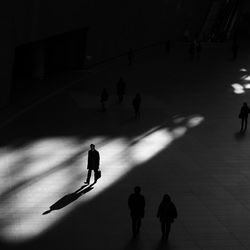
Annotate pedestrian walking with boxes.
[128,186,145,238]
[84,144,100,184]
[157,194,177,241]
[239,102,250,132]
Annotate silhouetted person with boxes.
[132,93,141,119]
[189,41,195,60]
[239,102,250,132]
[128,48,134,66]
[232,40,239,60]
[157,194,177,241]
[128,186,145,238]
[84,144,100,184]
[100,88,109,112]
[164,40,170,54]
[116,77,126,104]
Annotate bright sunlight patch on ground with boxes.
[0,115,204,243]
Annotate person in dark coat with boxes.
[128,186,145,238]
[84,144,100,184]
[157,194,177,240]
[239,102,250,132]
[116,77,126,104]
[100,88,109,112]
[132,93,141,119]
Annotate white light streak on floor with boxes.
[0,116,203,242]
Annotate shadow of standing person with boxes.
[42,184,94,215]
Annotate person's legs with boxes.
[136,218,141,234]
[241,118,244,131]
[161,222,166,237]
[165,222,171,240]
[132,218,137,237]
[85,169,92,184]
[245,117,248,130]
[94,169,98,183]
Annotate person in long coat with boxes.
[239,102,250,132]
[85,144,100,184]
[157,194,177,240]
[128,186,145,238]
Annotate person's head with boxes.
[90,144,95,150]
[162,194,171,203]
[243,102,247,106]
[134,186,141,194]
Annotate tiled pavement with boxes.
[1,41,250,249]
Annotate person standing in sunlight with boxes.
[85,144,100,184]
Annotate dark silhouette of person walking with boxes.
[239,102,250,132]
[100,88,109,112]
[128,186,145,238]
[132,93,141,119]
[157,194,177,241]
[116,77,126,104]
[84,144,100,185]
[128,48,134,66]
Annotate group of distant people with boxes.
[128,186,177,240]
[100,77,141,119]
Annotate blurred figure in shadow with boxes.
[117,77,126,104]
[128,48,134,66]
[100,88,109,112]
[164,40,170,54]
[157,194,177,241]
[132,93,141,119]
[232,39,239,60]
[84,144,100,185]
[128,186,145,238]
[239,102,250,132]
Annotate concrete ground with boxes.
[1,40,250,250]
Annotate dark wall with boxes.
[1,0,213,107]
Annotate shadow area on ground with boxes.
[42,184,94,215]
[234,130,247,140]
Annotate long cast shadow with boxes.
[42,184,94,215]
